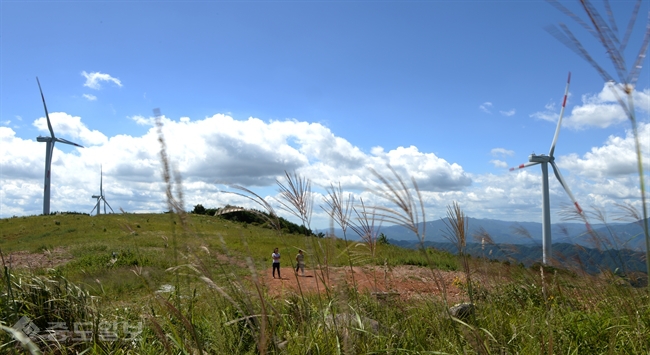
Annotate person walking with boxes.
[295,249,305,276]
[272,247,281,279]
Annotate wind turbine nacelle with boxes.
[529,154,551,163]
[37,136,52,142]
[92,195,100,198]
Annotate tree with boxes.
[192,204,206,215]
[377,233,389,245]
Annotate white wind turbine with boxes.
[36,77,84,215]
[510,72,589,264]
[91,165,114,215]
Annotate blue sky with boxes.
[1,1,649,232]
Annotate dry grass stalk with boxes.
[322,182,353,236]
[276,171,313,230]
[322,183,362,306]
[547,0,650,285]
[349,198,381,258]
[368,165,426,242]
[367,166,462,317]
[444,202,468,253]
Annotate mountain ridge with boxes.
[324,217,647,251]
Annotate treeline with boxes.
[191,204,316,236]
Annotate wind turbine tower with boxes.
[36,77,84,215]
[510,72,589,264]
[91,166,114,215]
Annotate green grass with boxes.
[1,212,649,354]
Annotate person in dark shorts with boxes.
[272,247,281,279]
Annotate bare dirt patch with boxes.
[263,265,472,303]
[1,248,72,269]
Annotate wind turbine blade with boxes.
[550,160,591,230]
[36,77,55,138]
[549,72,571,157]
[103,198,114,213]
[49,140,56,158]
[100,165,103,196]
[90,202,98,215]
[509,161,540,171]
[55,137,84,148]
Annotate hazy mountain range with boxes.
[326,217,648,251]
[321,217,648,274]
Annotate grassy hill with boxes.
[1,212,649,354]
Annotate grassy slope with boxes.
[0,213,456,300]
[1,213,649,354]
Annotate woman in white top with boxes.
[272,247,281,279]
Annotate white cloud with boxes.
[558,122,650,178]
[82,71,122,90]
[490,148,514,157]
[2,112,647,230]
[531,84,650,129]
[33,112,108,146]
[3,112,474,222]
[490,160,508,168]
[130,115,155,126]
[500,109,515,116]
[83,94,97,101]
[479,102,492,114]
[530,109,557,123]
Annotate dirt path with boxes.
[1,248,72,269]
[262,265,469,303]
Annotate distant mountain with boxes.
[326,217,647,251]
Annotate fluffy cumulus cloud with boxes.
[531,85,650,129]
[369,146,472,192]
[82,71,122,90]
[33,112,108,146]
[1,112,647,229]
[558,122,650,178]
[2,113,475,221]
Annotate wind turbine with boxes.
[91,165,114,215]
[509,72,589,265]
[36,77,84,215]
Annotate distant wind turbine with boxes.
[509,72,589,264]
[36,77,84,215]
[91,165,114,215]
